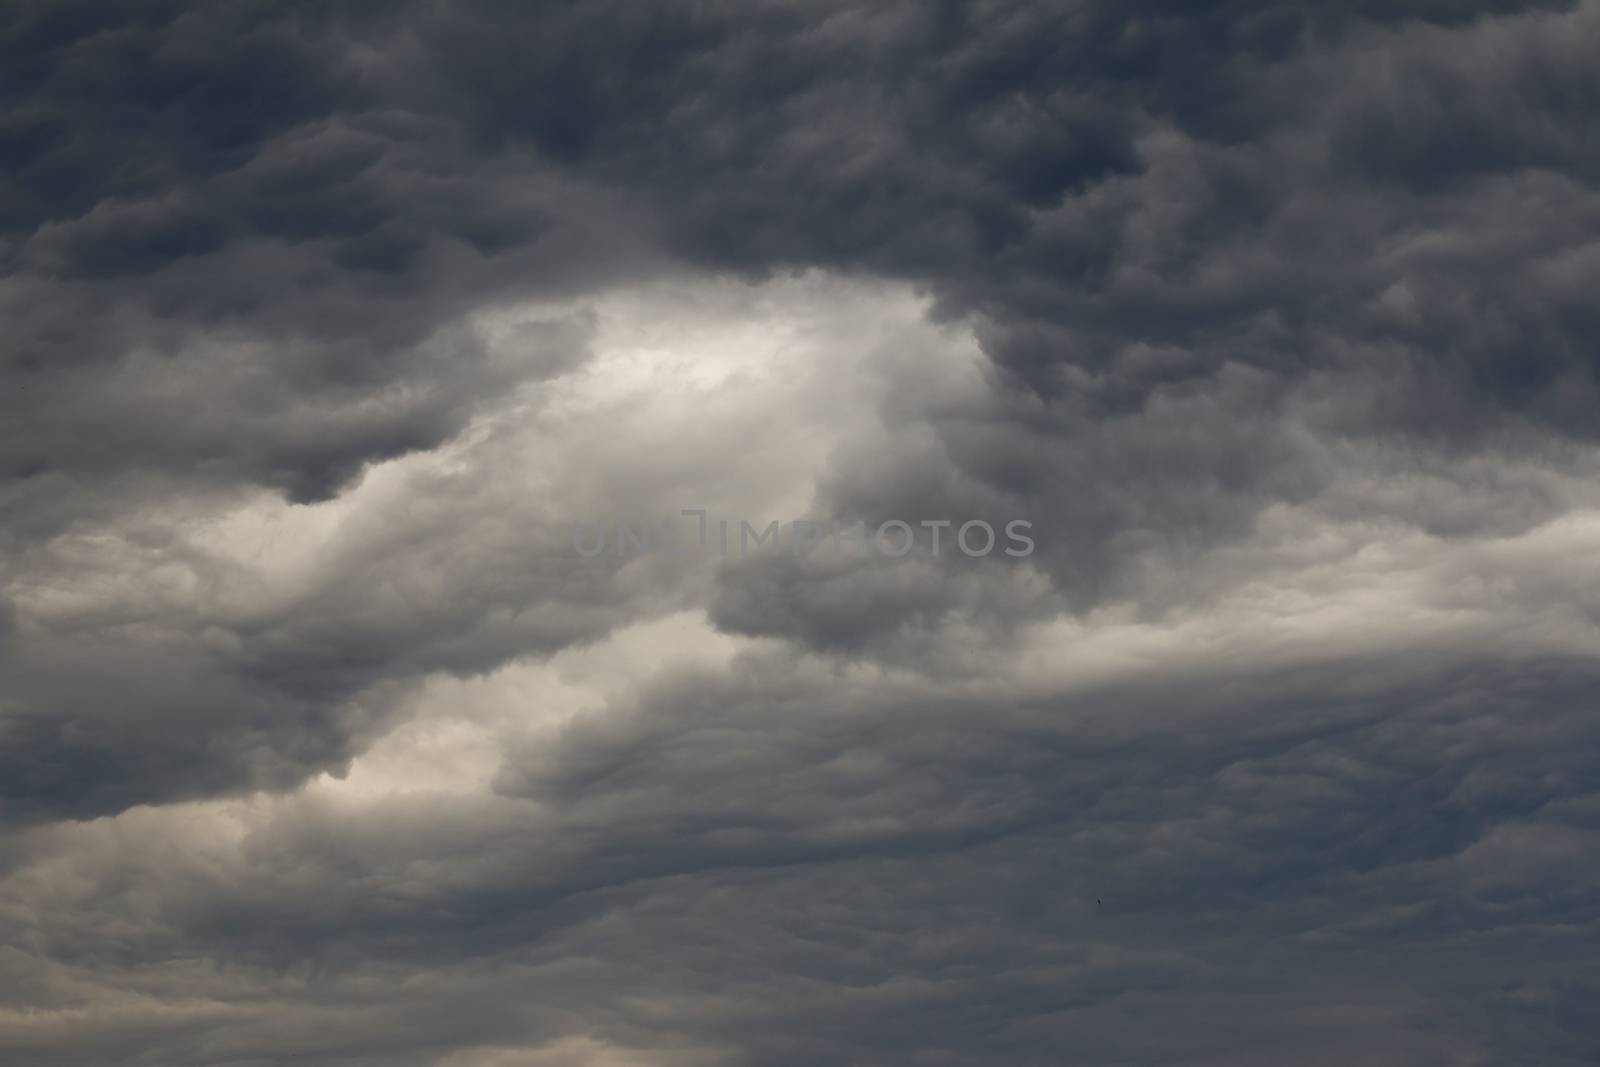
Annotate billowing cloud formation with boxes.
[3,2,1600,1064]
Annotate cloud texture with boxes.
[3,2,1600,1064]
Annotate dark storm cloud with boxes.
[4,0,1594,549]
[3,2,1600,1065]
[687,0,1600,652]
[0,0,666,821]
[341,0,1600,647]
[398,0,1596,421]
[4,0,1594,514]
[1,0,663,514]
[0,393,733,825]
[4,640,1599,1064]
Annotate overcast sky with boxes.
[3,2,1600,1064]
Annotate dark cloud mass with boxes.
[3,1,1600,1064]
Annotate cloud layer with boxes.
[3,2,1599,1064]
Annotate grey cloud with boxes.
[2,2,661,522]
[400,0,1600,649]
[5,643,1599,1063]
[0,427,715,824]
[3,2,1600,1063]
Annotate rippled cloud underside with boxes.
[3,3,1600,1065]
